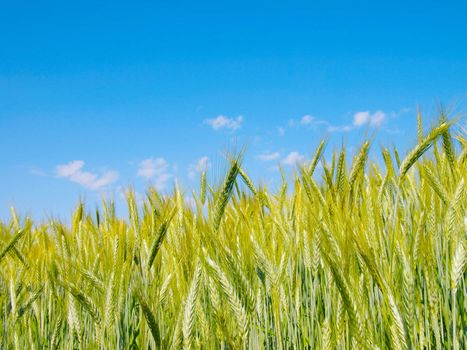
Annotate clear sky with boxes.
[1,1,466,220]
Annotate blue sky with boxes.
[1,1,466,220]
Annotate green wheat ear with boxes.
[200,170,207,204]
[147,208,176,270]
[309,139,326,175]
[399,121,450,179]
[238,167,257,196]
[136,292,162,349]
[213,155,242,231]
[348,141,370,191]
[0,229,25,263]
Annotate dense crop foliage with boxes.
[0,116,466,349]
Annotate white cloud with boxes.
[282,152,305,166]
[327,110,387,133]
[277,127,285,136]
[85,171,118,189]
[369,110,385,127]
[288,115,327,129]
[55,160,119,190]
[56,160,85,177]
[327,125,353,133]
[153,173,172,191]
[353,110,386,128]
[137,158,168,179]
[137,157,172,191]
[188,156,211,179]
[257,152,281,161]
[353,111,370,127]
[204,115,243,130]
[300,115,315,125]
[398,107,412,115]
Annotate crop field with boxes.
[0,116,465,349]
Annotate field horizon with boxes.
[1,114,465,349]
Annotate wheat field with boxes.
[0,115,465,349]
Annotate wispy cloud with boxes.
[369,111,385,127]
[55,160,119,190]
[204,115,243,130]
[277,127,285,136]
[30,167,47,177]
[188,156,211,179]
[328,110,387,132]
[282,152,305,166]
[137,158,168,179]
[353,110,386,127]
[327,125,353,133]
[137,157,172,191]
[257,152,281,161]
[300,115,315,125]
[288,115,328,129]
